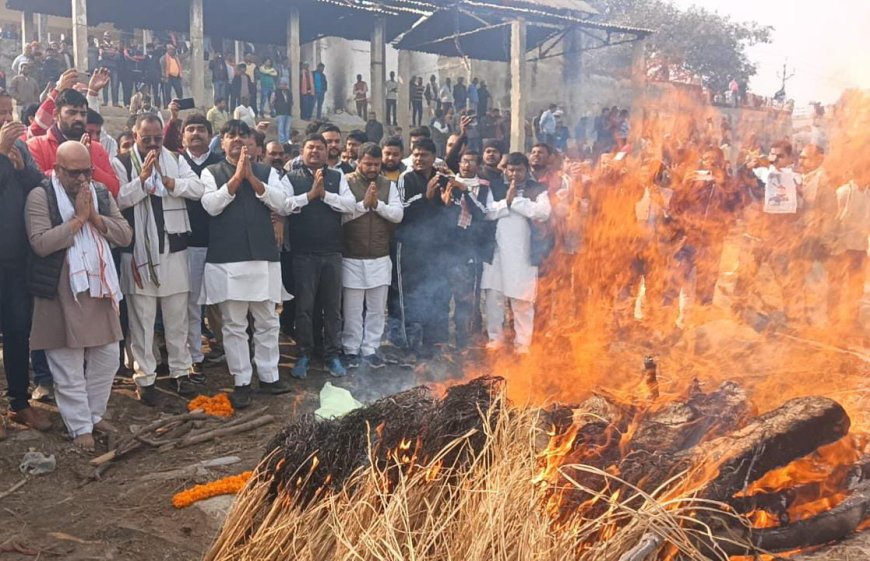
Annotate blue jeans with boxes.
[261,86,274,115]
[213,80,227,102]
[276,114,292,144]
[316,92,326,119]
[31,350,53,387]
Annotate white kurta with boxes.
[341,181,404,290]
[199,166,295,305]
[481,191,552,302]
[113,147,205,298]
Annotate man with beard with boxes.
[200,120,295,408]
[27,89,120,196]
[180,114,225,375]
[380,136,405,182]
[340,143,403,368]
[112,114,205,404]
[319,124,352,175]
[440,151,497,347]
[481,152,551,354]
[265,140,295,337]
[480,139,507,194]
[26,142,132,451]
[0,90,49,437]
[266,141,286,174]
[396,138,450,358]
[344,130,367,170]
[380,135,406,349]
[286,133,358,379]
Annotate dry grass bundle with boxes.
[204,380,750,561]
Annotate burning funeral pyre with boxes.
[204,376,868,561]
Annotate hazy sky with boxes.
[669,0,870,105]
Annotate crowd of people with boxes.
[1,35,868,453]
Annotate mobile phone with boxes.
[173,97,196,110]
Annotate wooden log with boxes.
[164,414,275,451]
[689,396,850,502]
[716,481,870,555]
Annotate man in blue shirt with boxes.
[313,63,328,120]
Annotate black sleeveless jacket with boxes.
[28,180,113,299]
[205,159,279,264]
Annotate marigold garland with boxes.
[188,393,234,417]
[172,471,253,509]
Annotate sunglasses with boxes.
[58,166,93,179]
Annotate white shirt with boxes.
[198,165,295,304]
[233,105,256,127]
[341,181,404,290]
[481,188,551,302]
[100,131,118,160]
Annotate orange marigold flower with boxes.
[188,393,234,417]
[171,471,253,509]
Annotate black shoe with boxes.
[399,352,416,369]
[174,376,197,397]
[363,354,386,369]
[230,385,252,409]
[190,363,206,384]
[342,353,360,369]
[258,378,293,395]
[137,384,158,406]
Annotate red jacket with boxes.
[26,125,120,197]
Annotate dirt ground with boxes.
[0,337,467,561]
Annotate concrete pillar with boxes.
[286,8,301,120]
[397,50,412,130]
[234,40,242,65]
[36,13,49,43]
[509,18,527,153]
[142,29,153,47]
[564,28,585,127]
[21,10,35,51]
[189,0,206,108]
[370,17,386,121]
[71,0,89,74]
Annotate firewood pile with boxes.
[205,376,869,561]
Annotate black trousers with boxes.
[279,250,295,336]
[386,99,397,125]
[293,252,342,358]
[399,242,449,350]
[0,263,32,411]
[447,258,479,346]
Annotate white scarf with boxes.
[130,147,191,286]
[51,175,123,308]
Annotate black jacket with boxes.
[0,140,44,265]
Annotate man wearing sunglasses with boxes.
[112,114,205,404]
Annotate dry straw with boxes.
[205,388,750,561]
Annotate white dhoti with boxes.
[45,344,118,437]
